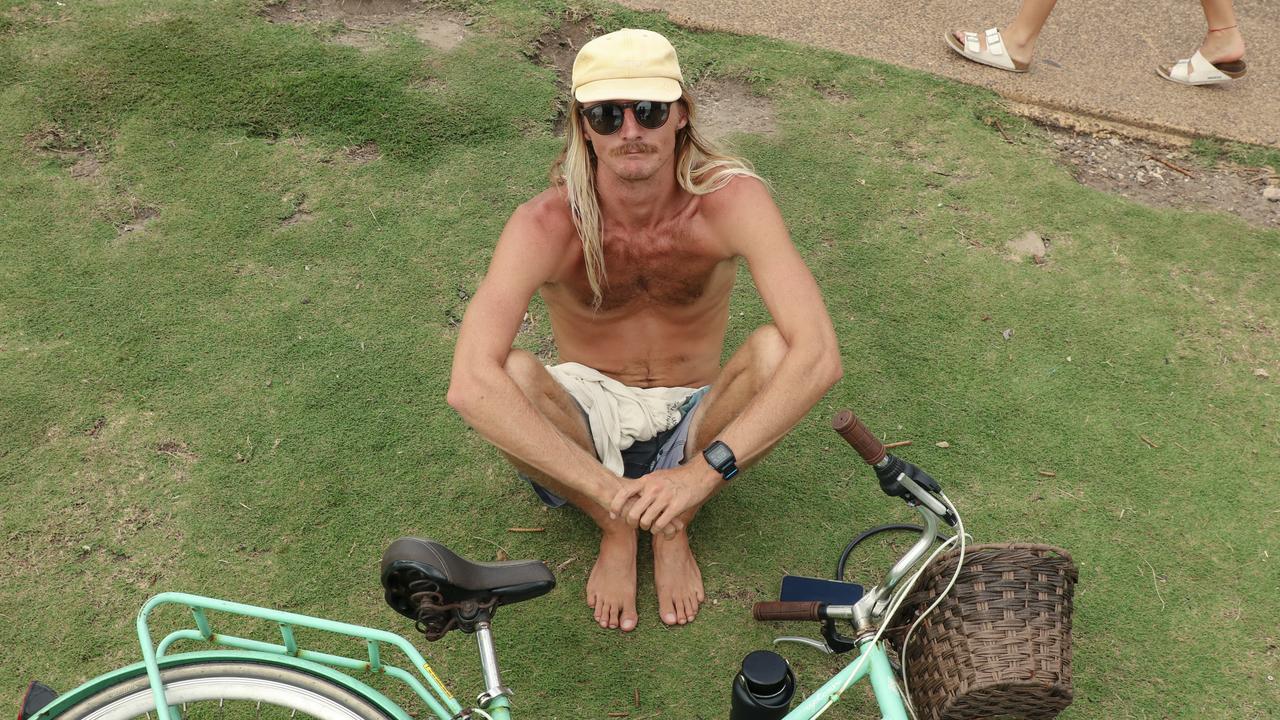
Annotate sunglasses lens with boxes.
[634,101,670,129]
[584,103,623,135]
[582,101,672,134]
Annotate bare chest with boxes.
[587,225,728,311]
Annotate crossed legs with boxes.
[499,325,788,631]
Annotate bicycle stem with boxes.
[855,505,942,624]
[475,622,513,709]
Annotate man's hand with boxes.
[608,463,718,537]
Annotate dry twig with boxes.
[507,527,545,533]
[1146,155,1194,178]
[1140,435,1159,449]
[993,118,1013,144]
[884,440,913,449]
[1141,556,1167,610]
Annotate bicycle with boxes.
[19,411,965,720]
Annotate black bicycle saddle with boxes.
[380,537,555,621]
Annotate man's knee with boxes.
[746,324,788,377]
[503,348,546,392]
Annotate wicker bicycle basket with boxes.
[891,543,1078,720]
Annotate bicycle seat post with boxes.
[475,620,512,708]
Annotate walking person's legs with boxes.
[1195,0,1245,65]
[1158,0,1247,85]
[946,0,1058,72]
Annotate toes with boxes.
[660,595,678,625]
[621,604,638,632]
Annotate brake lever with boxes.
[875,455,957,527]
[772,636,835,654]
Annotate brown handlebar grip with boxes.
[752,601,824,622]
[832,410,887,465]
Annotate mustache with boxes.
[610,142,658,157]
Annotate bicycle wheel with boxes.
[50,661,393,720]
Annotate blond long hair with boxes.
[549,91,764,309]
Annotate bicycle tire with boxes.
[49,660,393,720]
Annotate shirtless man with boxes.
[446,29,842,632]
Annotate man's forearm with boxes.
[716,339,842,469]
[447,364,619,506]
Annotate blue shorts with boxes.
[523,387,710,508]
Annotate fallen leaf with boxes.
[1037,470,1057,477]
[495,549,509,561]
[1256,368,1271,378]
[1002,328,1014,341]
[935,441,951,449]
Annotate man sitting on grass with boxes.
[446,28,842,632]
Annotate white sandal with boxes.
[944,27,1029,73]
[1157,50,1247,86]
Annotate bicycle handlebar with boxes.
[831,410,886,466]
[752,601,824,622]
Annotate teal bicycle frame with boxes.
[31,592,476,720]
[785,640,907,720]
[30,590,907,720]
[32,501,944,720]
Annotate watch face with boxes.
[705,442,733,469]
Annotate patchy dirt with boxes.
[1006,230,1049,263]
[345,141,380,163]
[691,77,778,142]
[25,124,104,179]
[117,204,158,235]
[530,16,597,93]
[413,14,467,51]
[1046,126,1280,228]
[69,153,101,179]
[529,16,598,135]
[156,440,198,461]
[261,0,472,52]
[281,191,313,226]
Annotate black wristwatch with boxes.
[702,440,739,481]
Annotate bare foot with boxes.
[586,530,638,632]
[652,530,704,626]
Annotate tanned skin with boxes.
[446,98,843,632]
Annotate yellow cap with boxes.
[572,29,684,104]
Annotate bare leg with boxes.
[652,325,788,626]
[952,0,1058,67]
[500,350,639,632]
[1197,0,1245,64]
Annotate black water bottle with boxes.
[729,650,796,720]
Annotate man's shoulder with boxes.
[513,187,577,246]
[696,174,773,220]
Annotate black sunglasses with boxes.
[579,101,672,135]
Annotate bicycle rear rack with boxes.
[136,592,465,720]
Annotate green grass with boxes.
[1190,136,1280,173]
[1,1,1278,718]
